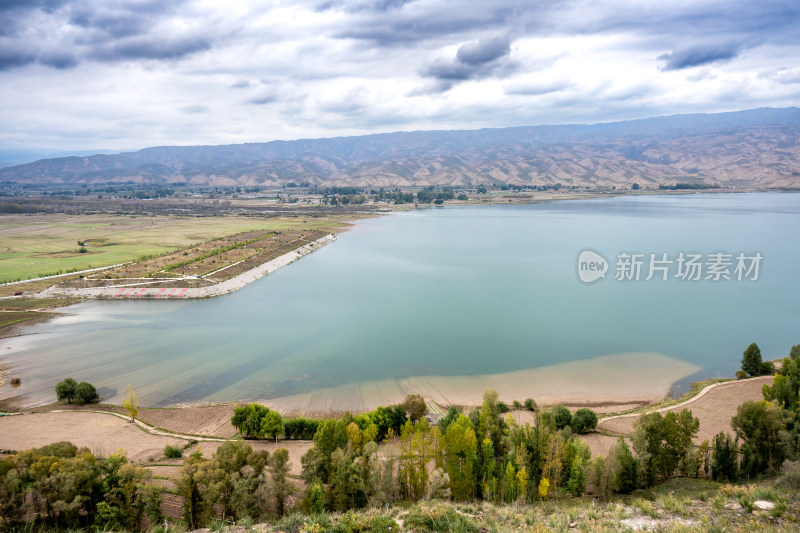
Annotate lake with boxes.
[2,192,799,409]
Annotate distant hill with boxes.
[2,108,799,189]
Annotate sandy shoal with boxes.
[260,352,701,418]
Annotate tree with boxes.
[570,408,598,434]
[55,378,77,404]
[443,414,478,500]
[632,409,699,483]
[711,432,738,482]
[403,394,427,422]
[261,411,284,442]
[791,344,800,360]
[741,342,763,376]
[75,381,99,403]
[231,403,272,439]
[549,405,572,430]
[609,438,638,493]
[121,384,138,421]
[270,448,293,516]
[732,400,792,474]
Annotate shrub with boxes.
[778,459,800,490]
[164,445,183,458]
[570,408,598,433]
[75,381,99,403]
[760,361,775,375]
[736,370,748,379]
[524,398,537,411]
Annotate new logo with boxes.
[577,250,608,283]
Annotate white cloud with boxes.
[0,0,798,153]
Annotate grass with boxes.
[0,298,80,310]
[0,214,349,283]
[0,311,44,329]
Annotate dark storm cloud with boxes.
[334,2,519,46]
[0,42,37,70]
[658,43,746,71]
[93,34,212,61]
[456,37,510,66]
[0,0,211,70]
[420,36,515,91]
[39,51,79,69]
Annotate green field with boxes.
[0,214,349,283]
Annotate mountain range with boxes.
[2,107,799,189]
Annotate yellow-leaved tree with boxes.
[122,384,139,422]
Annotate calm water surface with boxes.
[2,193,799,406]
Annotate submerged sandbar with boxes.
[259,352,700,417]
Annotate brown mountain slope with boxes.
[2,108,799,188]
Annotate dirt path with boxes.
[0,411,190,462]
[582,376,772,457]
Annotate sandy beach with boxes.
[258,352,701,417]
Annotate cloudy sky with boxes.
[1,0,799,154]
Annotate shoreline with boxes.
[252,352,701,418]
[33,233,336,300]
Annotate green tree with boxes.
[262,410,284,442]
[790,344,800,360]
[711,432,738,482]
[75,381,99,403]
[444,414,478,500]
[549,405,572,430]
[55,378,77,404]
[270,448,293,516]
[609,437,638,493]
[231,403,272,439]
[570,408,598,433]
[732,400,793,474]
[176,452,207,528]
[438,406,461,433]
[741,342,763,376]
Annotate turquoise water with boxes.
[2,193,799,407]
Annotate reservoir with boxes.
[2,193,799,409]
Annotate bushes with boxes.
[570,408,598,434]
[164,445,183,458]
[284,417,321,440]
[75,381,99,403]
[546,405,572,429]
